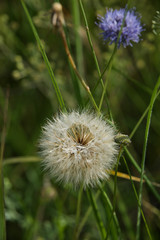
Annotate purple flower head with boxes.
[96,7,144,48]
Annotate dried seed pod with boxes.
[51,2,65,29]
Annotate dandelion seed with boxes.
[96,7,144,48]
[39,111,118,189]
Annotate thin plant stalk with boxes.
[99,186,121,239]
[78,0,113,120]
[98,7,129,111]
[98,46,117,111]
[0,89,9,240]
[59,26,100,113]
[87,189,106,239]
[3,156,40,166]
[123,157,152,240]
[73,184,83,240]
[136,75,160,240]
[105,147,123,239]
[3,155,160,195]
[76,190,101,238]
[129,89,160,139]
[63,27,83,105]
[20,0,66,111]
[125,148,160,202]
[78,0,104,87]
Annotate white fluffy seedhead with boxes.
[39,111,118,189]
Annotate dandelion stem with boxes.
[99,186,121,239]
[87,189,106,239]
[76,190,100,238]
[73,184,83,240]
[136,75,160,240]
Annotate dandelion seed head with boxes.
[39,111,118,189]
[96,7,144,48]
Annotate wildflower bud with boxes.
[115,133,131,146]
[39,111,118,189]
[51,2,65,29]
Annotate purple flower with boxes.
[96,7,144,48]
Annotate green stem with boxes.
[76,190,101,238]
[136,75,160,240]
[0,90,9,240]
[78,0,103,85]
[123,157,152,240]
[98,47,117,111]
[105,147,122,239]
[20,0,66,111]
[98,6,128,111]
[3,156,40,166]
[99,186,121,239]
[78,0,114,120]
[129,89,160,139]
[125,148,160,202]
[73,184,83,240]
[87,189,106,239]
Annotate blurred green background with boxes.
[0,0,160,239]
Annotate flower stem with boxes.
[98,46,117,111]
[105,147,122,239]
[99,185,121,239]
[73,184,83,240]
[98,7,128,111]
[78,0,104,87]
[87,189,106,240]
[76,190,100,238]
